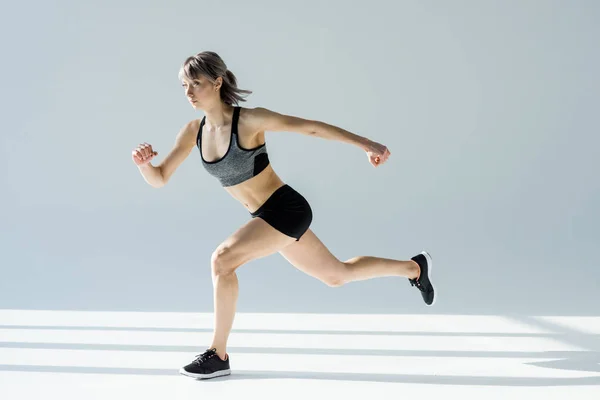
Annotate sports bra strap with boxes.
[231,106,240,135]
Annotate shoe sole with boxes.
[179,368,231,379]
[421,251,436,306]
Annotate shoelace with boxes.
[193,348,217,365]
[409,278,426,292]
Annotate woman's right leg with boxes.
[279,229,418,285]
[279,228,435,304]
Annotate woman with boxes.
[132,51,436,380]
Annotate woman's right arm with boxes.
[133,120,198,188]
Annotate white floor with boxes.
[1,310,599,399]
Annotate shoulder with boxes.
[186,118,202,133]
[239,106,309,133]
[238,106,273,126]
[174,119,201,145]
[183,118,201,134]
[238,106,272,134]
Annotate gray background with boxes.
[1,0,598,316]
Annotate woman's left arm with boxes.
[249,107,391,167]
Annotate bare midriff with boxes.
[223,163,286,213]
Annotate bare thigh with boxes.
[215,217,298,271]
[278,229,346,285]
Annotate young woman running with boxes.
[132,51,436,380]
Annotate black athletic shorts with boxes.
[250,184,313,241]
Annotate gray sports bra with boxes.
[197,106,270,187]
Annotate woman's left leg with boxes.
[180,217,297,379]
[209,217,297,358]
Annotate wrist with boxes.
[138,162,154,170]
[356,136,371,151]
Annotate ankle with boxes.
[410,260,421,280]
[210,346,227,361]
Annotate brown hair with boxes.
[178,51,252,106]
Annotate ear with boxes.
[214,77,223,91]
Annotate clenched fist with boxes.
[132,142,158,166]
[365,140,391,168]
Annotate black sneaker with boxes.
[409,251,436,306]
[179,348,231,379]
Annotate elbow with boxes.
[308,120,324,136]
[152,167,167,188]
[147,178,165,188]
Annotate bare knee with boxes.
[321,262,348,287]
[323,277,345,287]
[211,244,238,277]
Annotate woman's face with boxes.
[182,75,222,109]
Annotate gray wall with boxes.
[1,0,598,316]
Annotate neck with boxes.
[203,102,233,129]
